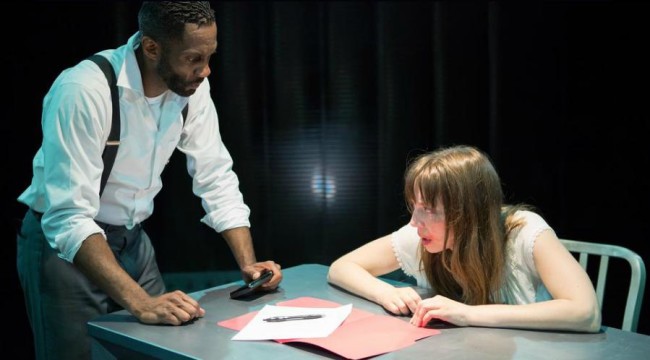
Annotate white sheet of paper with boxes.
[232,303,352,341]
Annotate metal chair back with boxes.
[560,238,646,332]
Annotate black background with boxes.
[2,1,649,356]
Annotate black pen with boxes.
[262,314,324,322]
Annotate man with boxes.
[16,2,282,359]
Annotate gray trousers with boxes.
[16,209,166,360]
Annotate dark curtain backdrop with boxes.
[3,1,649,356]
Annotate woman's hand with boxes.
[376,286,422,316]
[410,295,471,327]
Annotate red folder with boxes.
[218,296,440,359]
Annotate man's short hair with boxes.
[138,1,216,44]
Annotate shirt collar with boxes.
[117,32,145,96]
[118,32,187,106]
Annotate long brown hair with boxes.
[404,145,528,305]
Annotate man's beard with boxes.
[157,52,202,97]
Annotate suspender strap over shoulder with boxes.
[182,104,188,122]
[87,54,119,198]
[86,54,189,199]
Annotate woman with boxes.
[328,145,600,332]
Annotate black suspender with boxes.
[86,54,189,198]
[87,55,119,198]
[182,102,188,122]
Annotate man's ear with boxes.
[141,36,160,61]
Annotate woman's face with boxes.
[409,189,454,253]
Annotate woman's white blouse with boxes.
[390,210,554,304]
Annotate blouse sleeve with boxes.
[513,211,556,274]
[502,210,556,304]
[391,223,429,287]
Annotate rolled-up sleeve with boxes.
[178,82,251,233]
[40,74,110,262]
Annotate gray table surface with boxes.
[88,263,650,359]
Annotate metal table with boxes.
[89,263,650,359]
